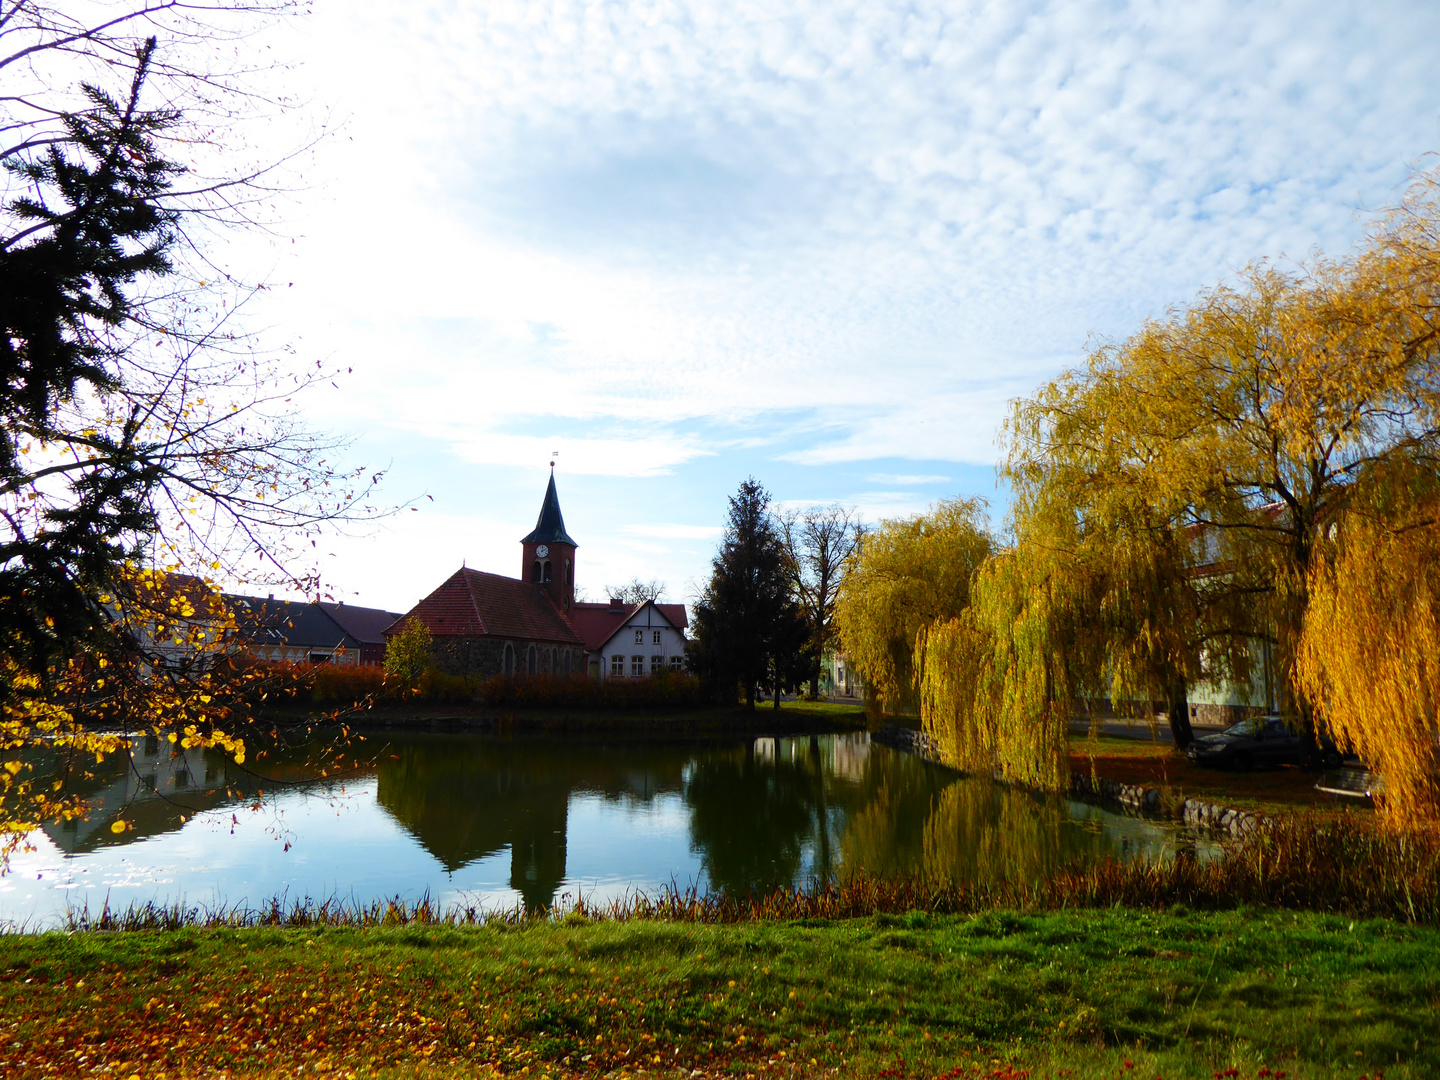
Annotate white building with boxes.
[588,599,688,680]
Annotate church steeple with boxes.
[521,467,577,614]
[521,469,578,547]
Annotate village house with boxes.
[225,595,403,666]
[386,472,687,679]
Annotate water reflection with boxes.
[16,730,1212,917]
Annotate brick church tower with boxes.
[521,467,578,614]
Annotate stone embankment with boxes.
[870,725,941,761]
[1067,772,1266,836]
[875,726,1268,837]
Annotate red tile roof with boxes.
[569,600,688,652]
[388,568,584,646]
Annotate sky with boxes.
[227,0,1440,614]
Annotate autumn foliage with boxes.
[851,164,1440,825]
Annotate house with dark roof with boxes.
[226,595,403,666]
[386,470,686,679]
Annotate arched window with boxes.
[503,643,515,677]
[531,561,542,582]
[563,651,571,676]
[543,560,552,583]
[526,644,537,676]
[566,560,572,585]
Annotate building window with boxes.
[669,655,683,670]
[308,652,332,664]
[611,654,624,677]
[531,561,542,582]
[631,655,644,677]
[527,645,537,676]
[634,629,643,644]
[503,643,515,677]
[543,560,552,583]
[650,654,663,674]
[652,630,662,645]
[563,651,571,676]
[566,560,572,585]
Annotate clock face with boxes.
[536,545,549,558]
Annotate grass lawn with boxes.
[1067,734,1371,819]
[2,909,1434,1079]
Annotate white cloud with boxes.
[619,524,725,540]
[867,474,953,487]
[225,0,1440,602]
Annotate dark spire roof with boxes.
[521,470,578,547]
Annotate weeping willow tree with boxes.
[1298,464,1440,826]
[832,498,992,714]
[920,164,1440,811]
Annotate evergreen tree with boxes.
[689,479,803,710]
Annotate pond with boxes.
[1,729,1217,927]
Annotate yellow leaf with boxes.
[111,820,128,834]
[3,761,20,775]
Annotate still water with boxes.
[1,730,1212,926]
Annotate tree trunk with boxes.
[773,674,781,709]
[1166,675,1194,749]
[745,681,756,711]
[809,673,820,700]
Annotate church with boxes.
[385,472,688,680]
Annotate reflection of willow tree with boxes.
[920,784,1112,888]
[838,749,1120,888]
[684,744,822,895]
[835,749,960,879]
[375,736,689,909]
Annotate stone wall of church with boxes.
[430,637,587,681]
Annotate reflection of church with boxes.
[373,737,693,909]
[374,740,571,908]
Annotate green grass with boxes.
[1,909,1435,1079]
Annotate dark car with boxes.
[1186,716,1344,771]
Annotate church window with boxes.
[527,645,537,675]
[566,560,572,585]
[563,652,571,676]
[531,561,542,583]
[543,561,552,583]
[652,630,662,645]
[650,654,663,674]
[503,643,515,676]
[669,655,683,670]
[631,655,644,677]
[634,629,643,644]
[611,654,624,677]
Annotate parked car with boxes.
[1185,715,1344,771]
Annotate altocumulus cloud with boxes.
[246,0,1440,605]
[290,0,1440,467]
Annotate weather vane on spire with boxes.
[550,449,559,470]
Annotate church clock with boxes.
[536,545,549,558]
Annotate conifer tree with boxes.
[689,479,803,710]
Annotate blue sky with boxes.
[236,0,1440,613]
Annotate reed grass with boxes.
[51,814,1440,934]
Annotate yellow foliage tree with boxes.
[833,498,992,714]
[918,163,1440,815]
[1297,465,1440,826]
[384,619,434,686]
